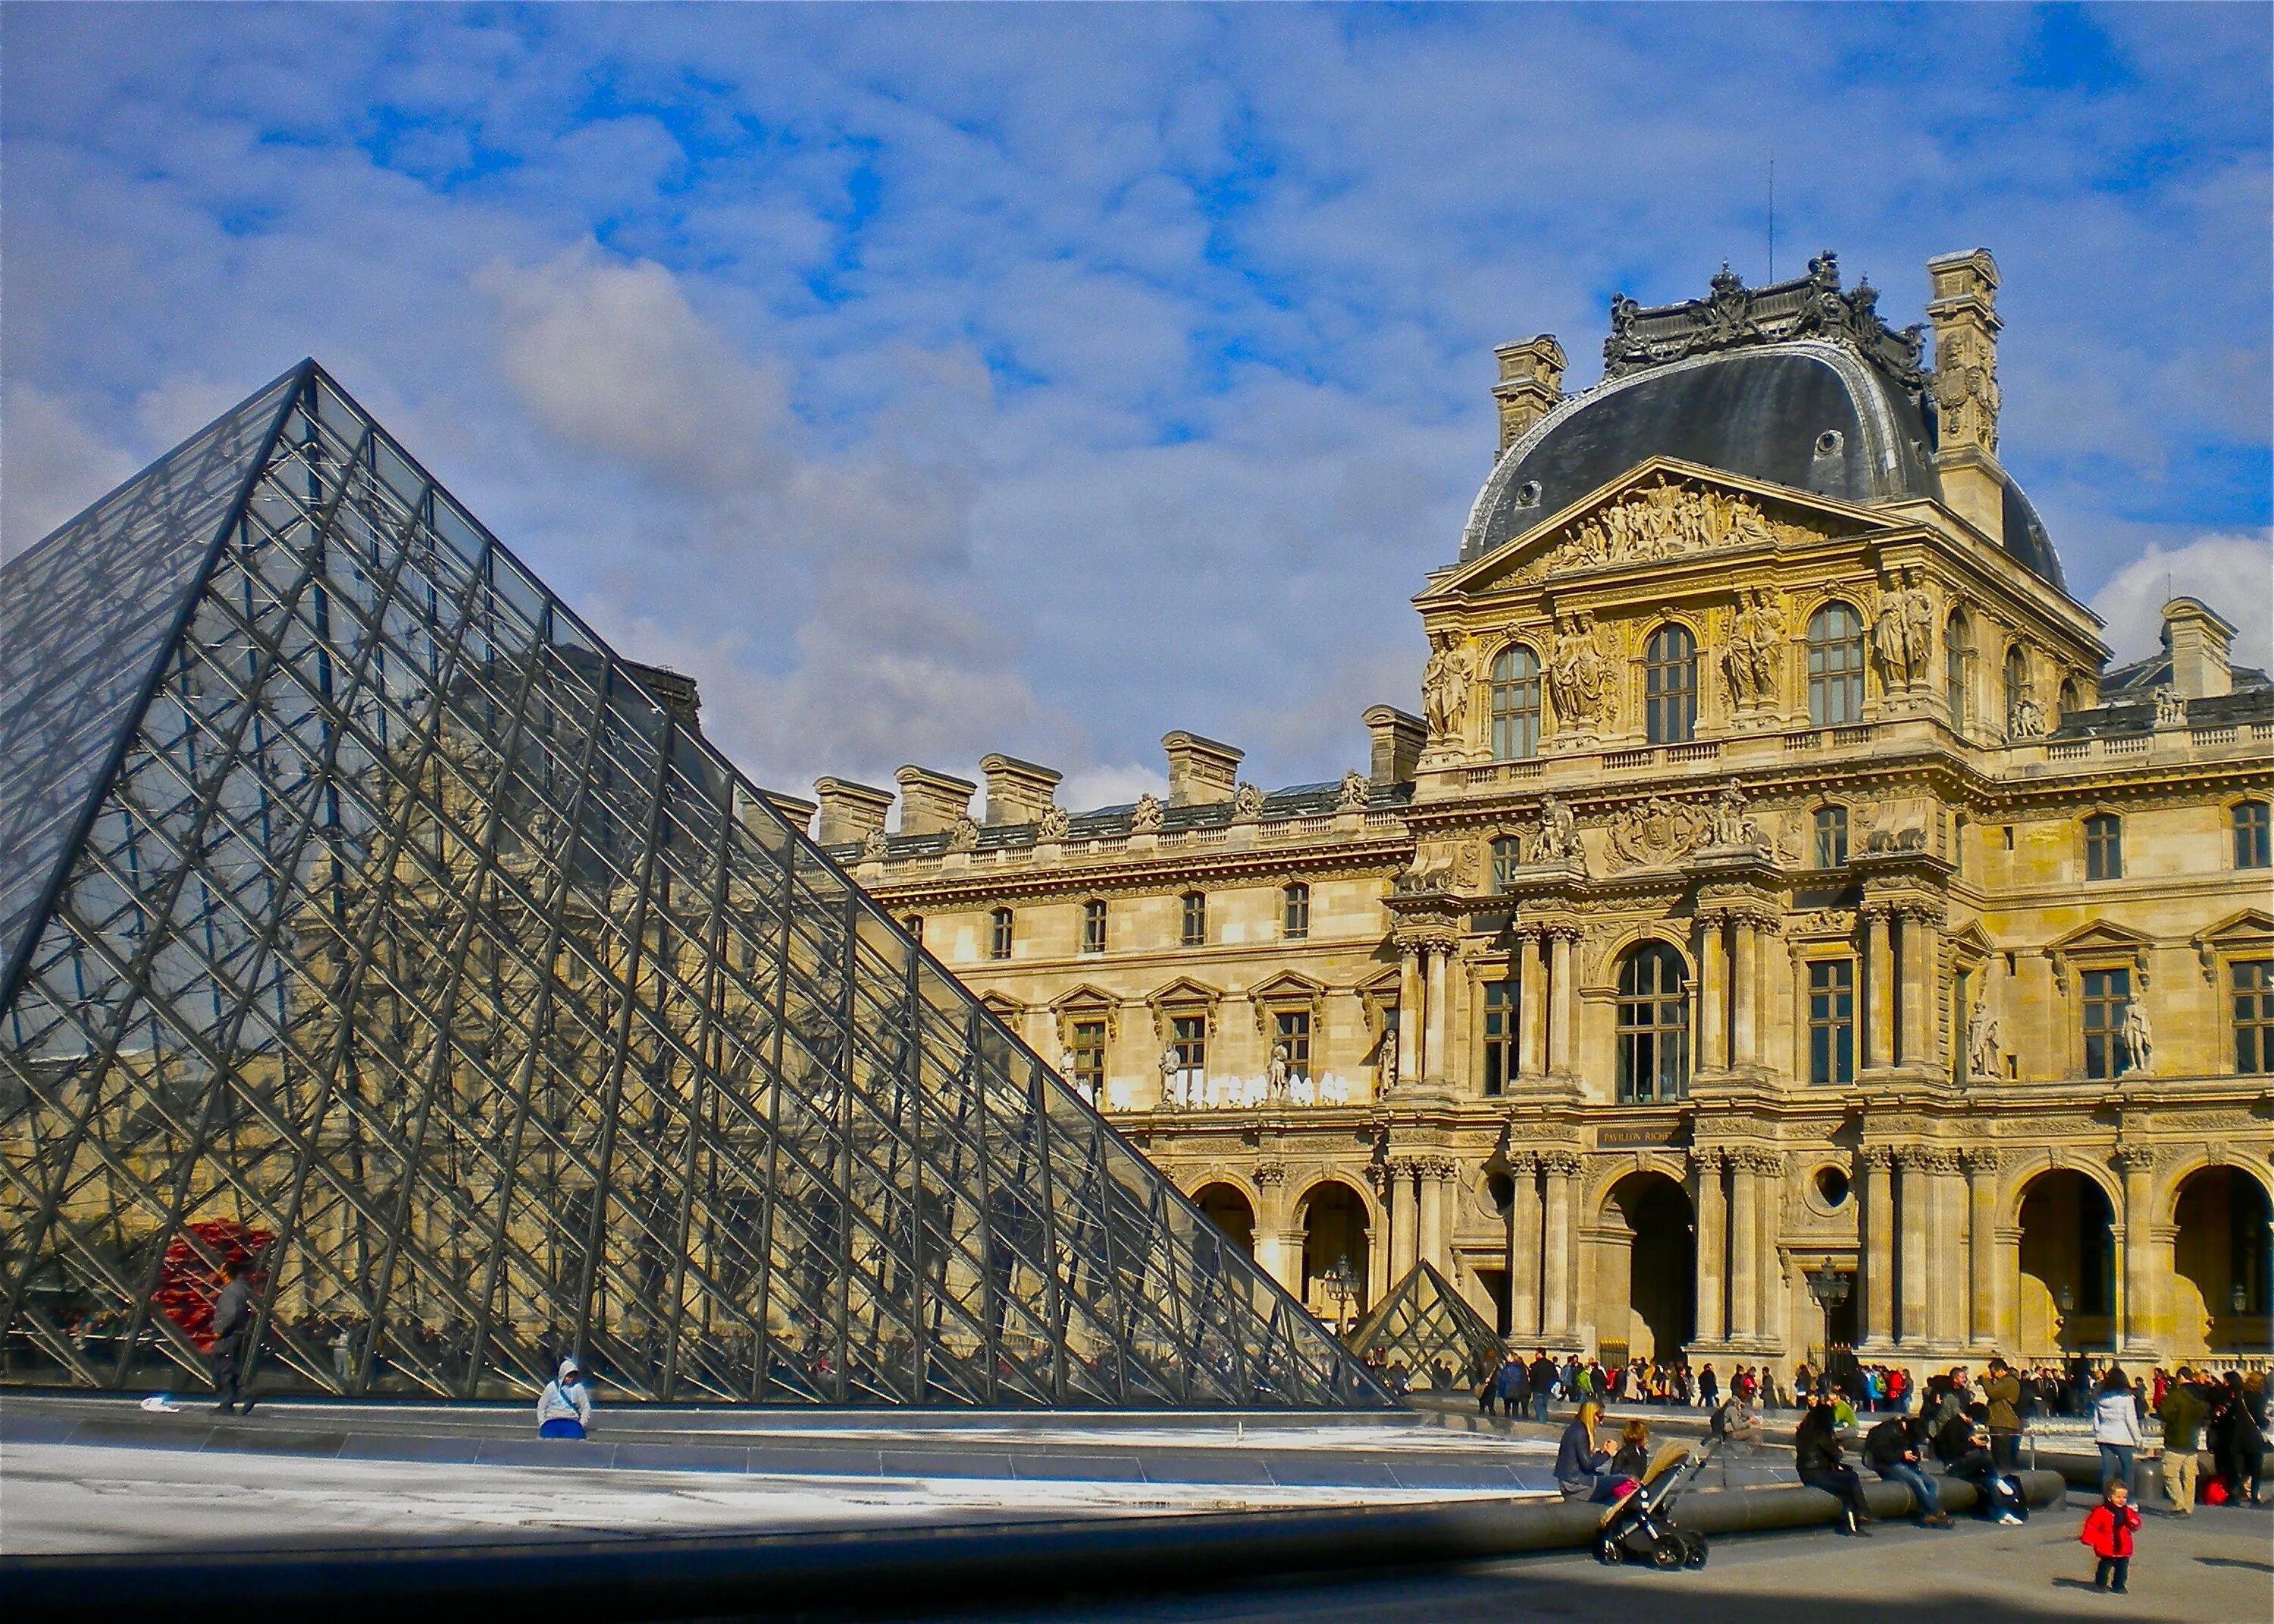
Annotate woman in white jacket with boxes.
[2093,1366,2144,1493]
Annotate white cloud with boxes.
[1057,762,1167,816]
[2088,531,2274,674]
[0,383,139,552]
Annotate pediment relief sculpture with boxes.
[1602,796,1709,871]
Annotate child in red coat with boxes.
[2081,1482,2142,1594]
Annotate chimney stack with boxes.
[813,777,893,846]
[1160,731,1242,807]
[979,753,1063,826]
[1363,705,1427,787]
[1493,335,1566,456]
[760,790,817,840]
[894,765,978,836]
[2162,597,2235,700]
[1925,249,2004,543]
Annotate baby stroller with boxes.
[1594,1437,1719,1570]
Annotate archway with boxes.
[2016,1170,2116,1358]
[1298,1181,1371,1333]
[1604,1171,1695,1362]
[1193,1183,1255,1259]
[2170,1166,2272,1360]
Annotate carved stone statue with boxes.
[1130,793,1164,834]
[1706,781,1756,848]
[1721,588,1783,710]
[1534,793,1580,863]
[1547,611,1615,734]
[1037,804,1070,840]
[1266,1043,1290,1100]
[947,815,979,853]
[1420,632,1473,742]
[2153,687,2186,728]
[1338,770,1370,811]
[860,828,890,862]
[1233,781,1266,818]
[1060,1048,1088,1102]
[1872,567,1934,691]
[1157,1043,1182,1107]
[1377,1036,1399,1094]
[2122,1001,2154,1075]
[1607,796,1707,871]
[2006,690,2046,741]
[1966,997,2002,1081]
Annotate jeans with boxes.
[1874,1460,1943,1518]
[2097,1443,2134,1494]
[1532,1390,1553,1425]
[2093,1556,2129,1592]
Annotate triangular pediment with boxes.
[1248,969,1327,1003]
[2047,919,2155,958]
[1147,975,1223,1009]
[1048,981,1121,1014]
[1422,456,1906,603]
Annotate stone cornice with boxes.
[861,833,1412,907]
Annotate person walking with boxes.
[2093,1365,2144,1495]
[1864,1413,1952,1527]
[208,1257,255,1415]
[1795,1396,1873,1536]
[1555,1400,1616,1501]
[2158,1368,2208,1516]
[2079,1480,2141,1595]
[1982,1357,2023,1471]
[537,1357,594,1439]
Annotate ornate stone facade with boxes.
[816,252,2274,1380]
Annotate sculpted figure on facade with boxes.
[2153,686,2186,729]
[1557,477,1782,573]
[860,827,890,863]
[1547,610,1615,735]
[2122,1001,2154,1075]
[1157,1043,1182,1107]
[1338,769,1370,812]
[1533,793,1580,864]
[1706,781,1760,849]
[1872,567,1934,691]
[947,815,980,853]
[1966,995,2003,1081]
[1721,587,1784,711]
[1420,631,1473,742]
[1267,1042,1291,1100]
[1233,781,1266,819]
[1036,803,1070,840]
[2006,687,2046,741]
[1131,792,1164,834]
[1608,796,1706,870]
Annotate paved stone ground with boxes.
[903,1491,2272,1624]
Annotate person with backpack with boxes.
[2079,1479,2142,1594]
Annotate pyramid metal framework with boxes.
[0,361,1390,1409]
[1345,1263,1505,1391]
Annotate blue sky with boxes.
[4,3,2268,811]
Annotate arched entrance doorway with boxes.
[1298,1181,1370,1333]
[1193,1182,1256,1258]
[1604,1171,1695,1362]
[2170,1166,2272,1360]
[2016,1170,2116,1359]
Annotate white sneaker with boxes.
[1996,1513,2023,1525]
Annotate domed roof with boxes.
[1461,260,2065,590]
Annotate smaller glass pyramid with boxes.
[1345,1262,1505,1394]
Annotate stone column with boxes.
[1901,908,1940,1071]
[1395,945,1424,1089]
[1547,929,1577,1075]
[2115,1145,2160,1357]
[1422,943,1452,1087]
[1964,1149,2000,1348]
[1252,1229,1301,1297]
[1897,1148,1931,1344]
[1506,1151,1542,1341]
[1859,1147,1896,1346]
[1752,1152,1787,1350]
[1732,913,1762,1068]
[1728,1153,1762,1342]
[1928,1152,1965,1347]
[1541,1152,1579,1343]
[1517,932,1546,1078]
[1863,908,1894,1070]
[1417,1157,1450,1275]
[1389,1159,1419,1281]
[1693,1150,1727,1344]
[1699,913,1729,1072]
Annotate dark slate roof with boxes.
[2050,668,2274,740]
[2099,652,2273,699]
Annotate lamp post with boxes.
[1805,1260,1852,1375]
[1323,1253,1358,1338]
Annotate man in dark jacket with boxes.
[1527,1349,1558,1424]
[1864,1414,1951,1526]
[209,1258,255,1415]
[1495,1352,1529,1416]
[1982,1358,2023,1469]
[2159,1368,2210,1515]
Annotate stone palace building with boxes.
[803,251,2274,1379]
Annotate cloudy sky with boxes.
[4,4,2267,813]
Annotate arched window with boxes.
[1806,602,1866,727]
[902,915,924,944]
[1814,805,1849,868]
[2057,677,2080,724]
[988,907,1014,961]
[2003,646,2029,733]
[1282,882,1311,940]
[1945,611,1972,731]
[1617,942,1690,1103]
[1490,645,1543,761]
[1643,624,1697,745]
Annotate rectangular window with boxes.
[1273,1009,1311,1080]
[2084,814,2122,881]
[2082,967,2131,1079]
[1808,959,1855,1087]
[1070,1019,1107,1098]
[1282,883,1310,940]
[1180,891,1207,947]
[1482,978,1518,1096]
[2236,801,2272,869]
[1814,808,1848,868]
[1492,837,1523,893]
[988,908,1013,961]
[2235,960,2274,1075]
[1081,899,1107,953]
[1171,1013,1207,1072]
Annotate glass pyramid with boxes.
[0,361,1389,1410]
[1346,1263,1505,1393]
